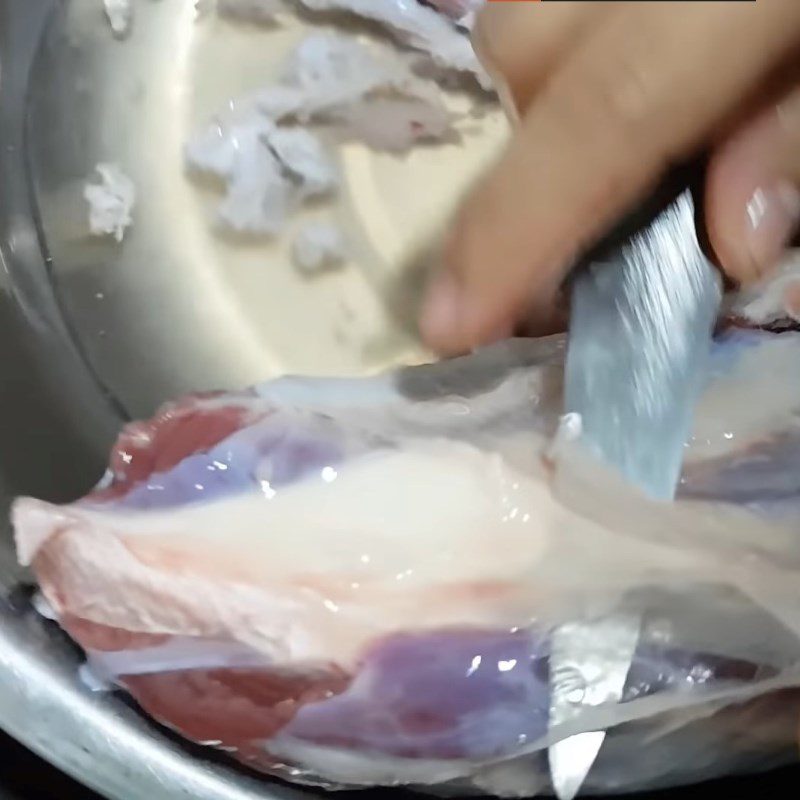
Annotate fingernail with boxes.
[420,271,462,348]
[745,181,800,277]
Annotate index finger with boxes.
[421,0,800,355]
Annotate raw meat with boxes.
[84,163,136,242]
[291,222,347,274]
[14,328,800,795]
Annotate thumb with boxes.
[706,84,800,286]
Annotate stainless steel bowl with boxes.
[0,1,505,797]
[0,0,504,800]
[0,4,296,797]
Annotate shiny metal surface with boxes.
[0,0,504,797]
[547,613,641,800]
[29,0,505,418]
[565,190,721,502]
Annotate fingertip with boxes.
[419,200,526,355]
[707,110,800,286]
[418,270,465,355]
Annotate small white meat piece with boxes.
[184,33,455,236]
[185,113,294,235]
[289,33,445,106]
[727,251,800,326]
[430,0,483,29]
[256,85,308,120]
[426,0,483,19]
[84,163,136,243]
[265,127,338,198]
[290,0,486,85]
[256,34,453,150]
[104,0,133,37]
[217,0,284,23]
[278,33,419,118]
[334,97,451,152]
[218,147,292,235]
[184,120,242,179]
[291,222,347,274]
[184,101,273,178]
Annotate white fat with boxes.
[13,440,554,664]
[18,333,800,672]
[254,373,398,407]
[268,735,473,786]
[185,114,294,235]
[84,163,136,243]
[186,33,452,233]
[86,637,271,680]
[14,500,72,566]
[291,222,346,275]
[546,412,583,463]
[333,97,451,151]
[184,109,274,180]
[104,0,133,37]
[290,0,486,85]
[727,250,800,325]
[268,33,446,122]
[256,85,308,119]
[60,441,547,583]
[218,146,292,234]
[217,0,284,23]
[689,331,800,461]
[265,127,338,198]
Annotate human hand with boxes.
[420,0,800,354]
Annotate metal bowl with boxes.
[0,1,504,797]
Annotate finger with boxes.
[421,0,800,354]
[706,81,800,285]
[472,1,608,118]
[516,289,570,338]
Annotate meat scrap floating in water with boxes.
[184,33,453,234]
[289,0,488,84]
[14,308,800,795]
[84,163,136,243]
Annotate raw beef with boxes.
[14,329,800,795]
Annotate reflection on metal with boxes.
[565,189,720,502]
[548,613,641,800]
